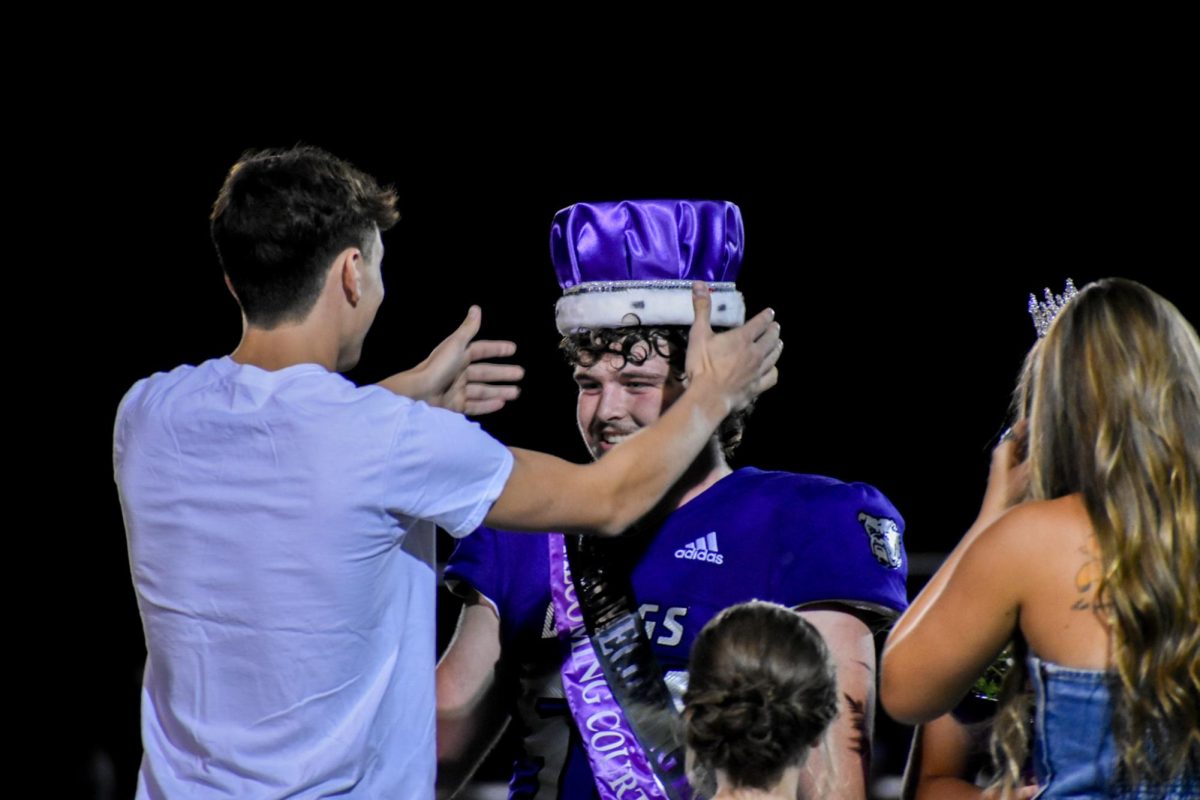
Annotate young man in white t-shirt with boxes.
[115,146,781,799]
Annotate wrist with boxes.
[377,367,429,402]
[682,372,734,423]
[978,483,1013,523]
[409,364,436,404]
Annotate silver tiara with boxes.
[1028,278,1078,338]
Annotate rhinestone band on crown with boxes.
[563,280,739,295]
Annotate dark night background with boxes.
[55,84,1194,796]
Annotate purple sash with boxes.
[549,534,694,800]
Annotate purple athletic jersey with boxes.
[444,467,908,799]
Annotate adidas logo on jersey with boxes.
[674,532,724,565]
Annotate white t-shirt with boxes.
[115,357,514,799]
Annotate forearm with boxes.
[436,671,504,764]
[376,369,432,403]
[902,718,985,800]
[891,431,1027,654]
[437,697,510,799]
[487,378,730,535]
[436,602,509,797]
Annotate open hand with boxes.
[684,281,781,413]
[379,306,524,415]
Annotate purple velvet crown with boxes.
[549,200,746,334]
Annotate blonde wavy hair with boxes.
[991,278,1200,795]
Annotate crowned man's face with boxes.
[573,341,686,461]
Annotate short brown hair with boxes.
[211,145,399,328]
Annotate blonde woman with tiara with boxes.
[882,278,1199,798]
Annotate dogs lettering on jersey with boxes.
[540,602,689,648]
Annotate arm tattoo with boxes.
[845,693,870,759]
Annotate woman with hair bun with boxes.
[883,278,1200,798]
[684,600,839,799]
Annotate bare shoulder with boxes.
[977,494,1090,551]
[990,495,1110,666]
[950,494,1094,612]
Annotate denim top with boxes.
[1029,655,1198,799]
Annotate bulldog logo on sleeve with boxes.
[858,511,903,569]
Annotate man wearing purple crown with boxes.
[437,200,909,799]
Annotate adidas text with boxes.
[674,548,724,564]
